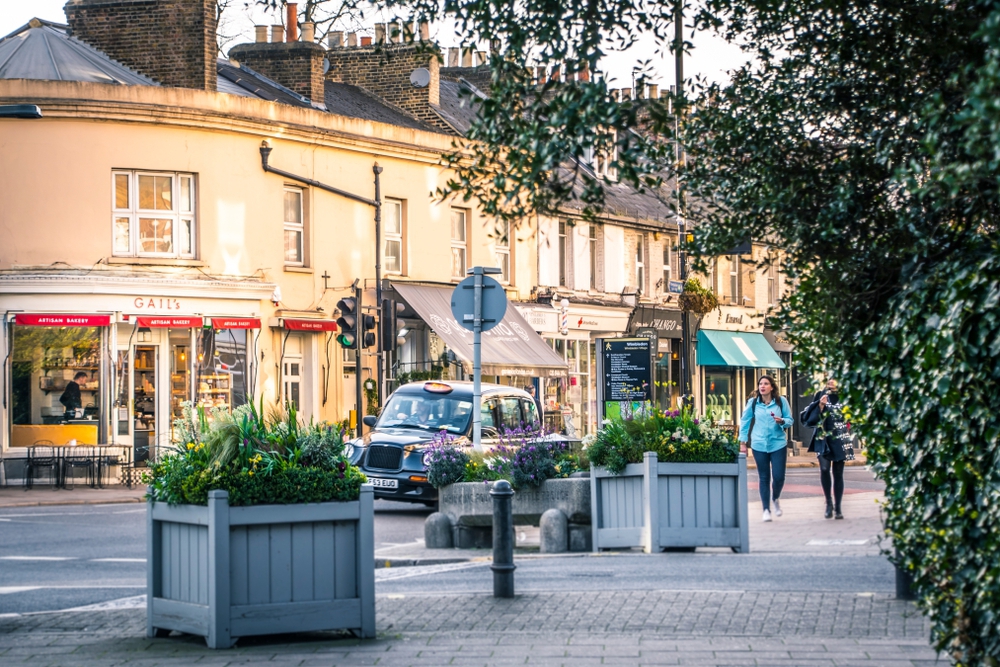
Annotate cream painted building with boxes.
[0,12,542,472]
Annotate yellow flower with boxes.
[186,443,194,450]
[249,471,254,476]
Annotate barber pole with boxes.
[560,298,569,336]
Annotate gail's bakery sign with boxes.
[132,297,182,310]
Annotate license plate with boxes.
[368,477,398,489]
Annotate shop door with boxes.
[132,345,158,465]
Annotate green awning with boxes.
[697,330,787,369]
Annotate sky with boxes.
[0,0,750,89]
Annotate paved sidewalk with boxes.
[0,590,943,666]
[0,486,146,508]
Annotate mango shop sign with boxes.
[630,307,683,339]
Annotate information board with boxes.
[602,338,652,402]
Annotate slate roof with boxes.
[216,58,312,106]
[0,19,156,86]
[324,82,434,131]
[434,79,484,134]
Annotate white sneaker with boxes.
[762,509,772,522]
[773,499,782,517]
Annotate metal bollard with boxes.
[490,480,516,598]
[894,550,915,600]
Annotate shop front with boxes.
[1,275,276,472]
[696,306,787,429]
[390,284,569,422]
[516,301,632,436]
[628,305,684,411]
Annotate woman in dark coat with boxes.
[801,379,854,519]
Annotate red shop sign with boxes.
[135,316,203,328]
[15,314,111,327]
[210,317,261,329]
[283,319,337,332]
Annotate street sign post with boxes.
[451,267,507,450]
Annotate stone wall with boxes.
[229,42,326,104]
[325,43,453,132]
[65,0,217,91]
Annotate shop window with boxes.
[283,187,305,267]
[112,171,196,259]
[385,199,404,274]
[704,370,734,423]
[495,220,510,284]
[196,328,251,411]
[451,208,467,279]
[10,324,104,446]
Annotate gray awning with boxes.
[393,282,568,378]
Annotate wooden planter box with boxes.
[590,452,749,553]
[146,485,375,648]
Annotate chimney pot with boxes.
[535,66,546,84]
[286,3,298,42]
[347,32,358,47]
[648,83,659,99]
[361,36,373,46]
[549,64,561,82]
[301,22,315,43]
[419,21,430,41]
[374,24,386,44]
[271,25,284,43]
[328,31,344,48]
[448,48,459,67]
[611,89,620,102]
[461,47,473,67]
[621,87,632,100]
[635,85,644,99]
[255,25,268,43]
[475,50,487,66]
[391,21,403,43]
[579,64,590,82]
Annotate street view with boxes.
[0,0,997,665]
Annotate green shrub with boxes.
[146,405,363,507]
[589,409,739,474]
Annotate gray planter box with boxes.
[146,485,375,648]
[591,452,749,553]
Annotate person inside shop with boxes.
[59,371,89,418]
[524,385,543,422]
[800,378,855,520]
[738,374,794,523]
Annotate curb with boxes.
[0,496,145,509]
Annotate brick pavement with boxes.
[0,590,944,666]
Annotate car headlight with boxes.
[422,450,432,466]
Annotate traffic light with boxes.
[380,299,406,352]
[361,312,376,349]
[336,297,358,349]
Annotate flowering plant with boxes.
[147,401,365,506]
[589,408,739,475]
[425,425,587,490]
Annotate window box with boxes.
[147,486,376,648]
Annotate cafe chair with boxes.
[24,441,59,490]
[62,445,96,489]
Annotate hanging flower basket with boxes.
[678,278,719,314]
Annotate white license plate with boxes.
[368,477,398,489]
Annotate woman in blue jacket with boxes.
[738,375,794,522]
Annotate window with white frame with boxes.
[495,220,510,283]
[661,242,671,294]
[113,171,196,258]
[451,208,467,279]
[582,131,619,181]
[558,220,569,287]
[635,234,645,293]
[384,199,404,274]
[589,224,598,291]
[718,254,741,303]
[283,357,301,409]
[767,252,779,307]
[284,187,304,266]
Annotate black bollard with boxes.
[894,550,915,600]
[490,479,516,598]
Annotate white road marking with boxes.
[60,594,147,612]
[0,584,144,590]
[375,561,488,582]
[0,587,40,594]
[0,556,77,561]
[806,539,871,546]
[90,558,146,563]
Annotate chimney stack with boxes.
[64,0,217,91]
[230,16,327,103]
[647,83,659,99]
[286,3,298,41]
[418,21,430,41]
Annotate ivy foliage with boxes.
[388,0,1000,661]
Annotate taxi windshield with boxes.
[377,392,473,434]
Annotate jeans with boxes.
[753,447,788,511]
[819,456,846,510]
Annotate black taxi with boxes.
[345,380,541,505]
